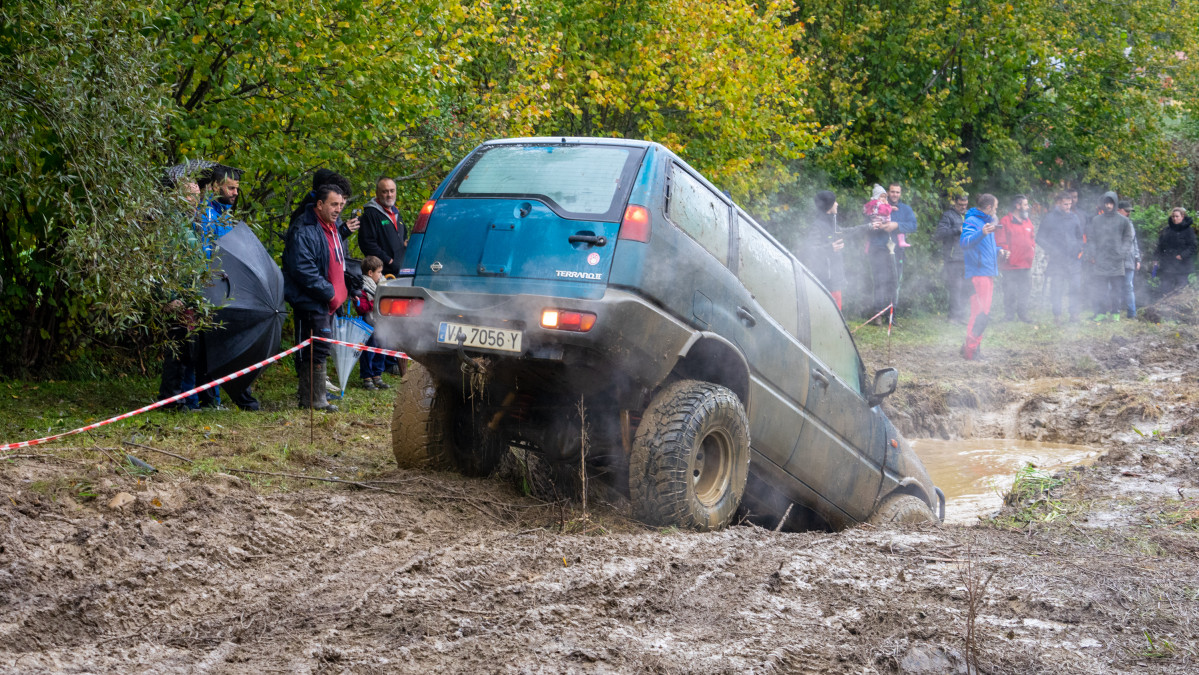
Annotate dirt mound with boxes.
[1141,284,1199,324]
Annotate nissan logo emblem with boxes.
[430,262,443,272]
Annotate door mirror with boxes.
[868,368,899,407]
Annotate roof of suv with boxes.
[482,136,655,149]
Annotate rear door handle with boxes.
[812,368,830,387]
[736,306,756,327]
[568,234,607,246]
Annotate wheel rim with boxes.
[692,429,734,507]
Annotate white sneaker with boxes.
[325,379,340,393]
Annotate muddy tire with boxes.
[391,364,505,476]
[391,364,456,471]
[629,380,750,531]
[868,493,938,526]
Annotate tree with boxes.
[0,0,207,374]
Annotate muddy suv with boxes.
[374,138,944,530]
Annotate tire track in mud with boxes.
[3,466,1198,673]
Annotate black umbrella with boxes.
[201,222,287,402]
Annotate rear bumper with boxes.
[372,285,696,393]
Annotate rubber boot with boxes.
[311,364,338,412]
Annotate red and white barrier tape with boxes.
[1,337,411,452]
[850,304,895,335]
[1,340,316,452]
[314,336,408,360]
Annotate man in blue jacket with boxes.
[283,184,352,412]
[868,182,918,325]
[960,194,1000,360]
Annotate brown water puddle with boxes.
[910,439,1099,524]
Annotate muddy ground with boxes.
[3,304,1199,672]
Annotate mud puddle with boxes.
[911,438,1100,524]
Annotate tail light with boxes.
[412,199,436,233]
[618,204,650,242]
[379,298,425,317]
[540,309,597,332]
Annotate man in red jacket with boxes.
[995,194,1036,323]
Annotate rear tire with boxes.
[391,364,456,471]
[391,364,505,476]
[629,380,749,531]
[868,493,938,526]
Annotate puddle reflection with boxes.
[910,439,1099,524]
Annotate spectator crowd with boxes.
[802,186,1199,361]
[159,167,408,412]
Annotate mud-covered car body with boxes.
[375,137,943,529]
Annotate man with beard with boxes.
[866,182,918,326]
[196,166,241,259]
[1036,192,1085,324]
[283,184,352,412]
[995,195,1035,322]
[934,193,970,323]
[358,176,407,278]
[1084,191,1134,321]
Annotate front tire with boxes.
[629,380,750,530]
[868,493,938,526]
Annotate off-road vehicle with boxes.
[374,137,944,530]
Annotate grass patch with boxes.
[987,464,1084,528]
[1,350,404,494]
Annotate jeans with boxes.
[359,334,386,379]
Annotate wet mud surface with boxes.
[4,312,1199,672]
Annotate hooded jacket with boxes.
[1036,205,1084,266]
[1084,191,1134,277]
[283,205,350,315]
[1156,214,1198,277]
[358,198,407,277]
[802,209,867,292]
[960,207,998,278]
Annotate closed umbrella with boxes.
[201,222,287,403]
[329,316,373,397]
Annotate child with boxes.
[355,256,390,391]
[864,184,909,250]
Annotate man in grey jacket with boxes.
[1084,191,1134,321]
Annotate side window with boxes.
[801,273,863,394]
[738,219,799,337]
[667,165,730,265]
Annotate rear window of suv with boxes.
[444,143,646,221]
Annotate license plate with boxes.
[437,322,523,353]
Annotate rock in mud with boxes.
[899,643,967,674]
[106,492,135,510]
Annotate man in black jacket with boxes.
[1037,192,1085,323]
[283,184,354,412]
[933,193,970,323]
[358,176,407,277]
